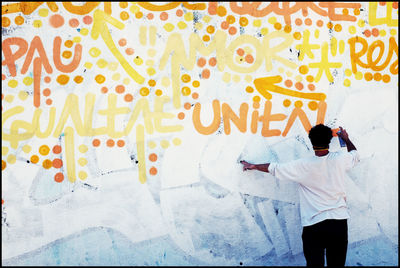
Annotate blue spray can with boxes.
[337,131,347,147]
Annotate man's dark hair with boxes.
[308,124,333,148]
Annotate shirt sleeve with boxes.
[340,150,360,170]
[268,159,306,183]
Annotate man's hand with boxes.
[337,126,349,141]
[240,160,255,171]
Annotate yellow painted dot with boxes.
[345,69,352,76]
[38,8,49,17]
[355,71,363,80]
[194,22,203,30]
[33,20,42,28]
[108,62,119,71]
[343,78,351,87]
[140,87,150,96]
[120,11,129,20]
[89,47,101,57]
[80,28,89,36]
[130,4,140,13]
[2,146,9,155]
[160,140,170,149]
[23,76,33,86]
[192,80,200,87]
[22,145,31,153]
[308,101,318,111]
[155,89,163,96]
[147,49,157,57]
[18,90,29,100]
[57,74,70,85]
[8,80,18,88]
[62,51,72,59]
[181,86,191,96]
[134,56,143,65]
[380,29,386,36]
[253,96,261,102]
[348,26,356,34]
[181,74,191,83]
[286,71,293,77]
[112,73,121,81]
[261,28,269,35]
[268,17,277,24]
[184,12,194,21]
[96,59,108,68]
[299,65,309,74]
[78,171,88,180]
[84,62,93,69]
[278,67,285,73]
[146,59,154,66]
[5,95,14,103]
[295,75,303,82]
[148,141,156,149]
[293,32,301,40]
[73,36,81,43]
[74,76,84,84]
[390,29,397,36]
[39,145,50,155]
[306,75,314,82]
[42,159,52,169]
[164,23,175,32]
[246,86,254,93]
[233,75,241,83]
[95,74,106,84]
[202,15,211,23]
[245,75,252,83]
[283,99,291,107]
[357,20,365,27]
[7,154,16,164]
[294,100,303,108]
[222,72,231,83]
[78,144,88,153]
[123,78,130,85]
[162,77,171,87]
[253,19,261,27]
[314,29,320,38]
[172,138,182,146]
[78,157,88,166]
[147,67,156,76]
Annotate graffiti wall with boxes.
[2,2,398,266]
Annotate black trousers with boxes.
[302,219,348,267]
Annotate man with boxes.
[241,124,359,267]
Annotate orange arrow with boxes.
[91,10,145,84]
[253,76,326,101]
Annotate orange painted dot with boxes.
[95,75,106,84]
[274,23,282,30]
[52,158,63,168]
[364,72,373,81]
[53,145,62,154]
[42,159,52,169]
[283,99,291,107]
[49,14,64,28]
[115,85,125,94]
[43,88,51,96]
[202,35,210,42]
[372,28,379,37]
[83,15,93,24]
[209,57,217,67]
[306,75,314,82]
[308,84,316,91]
[126,48,134,55]
[237,48,245,56]
[124,94,133,102]
[176,9,183,16]
[135,11,143,19]
[155,89,163,96]
[39,145,50,156]
[294,100,303,108]
[120,11,129,20]
[299,65,309,74]
[30,155,39,164]
[74,76,84,84]
[197,57,206,67]
[295,18,302,26]
[192,80,200,87]
[221,21,229,29]
[327,22,334,29]
[379,2,386,6]
[284,80,293,87]
[382,74,391,83]
[217,6,227,16]
[364,29,371,37]
[101,87,108,94]
[178,112,185,120]
[245,54,254,64]
[2,74,6,80]
[206,25,215,34]
[117,140,125,147]
[149,153,158,162]
[181,86,191,96]
[253,96,261,102]
[149,167,158,175]
[246,86,254,93]
[57,75,70,85]
[106,139,115,147]
[308,101,318,111]
[201,69,210,79]
[284,25,292,33]
[2,17,11,27]
[69,18,79,28]
[239,17,248,27]
[62,51,72,59]
[393,2,398,9]
[342,8,349,15]
[160,12,168,21]
[92,139,101,147]
[147,13,154,20]
[44,76,51,83]
[118,38,127,46]
[148,79,156,86]
[2,160,6,171]
[54,172,64,183]
[293,32,302,40]
[15,15,25,25]
[316,20,323,27]
[304,18,312,26]
[184,102,191,110]
[46,99,53,105]
[192,92,199,99]
[295,82,304,90]
[228,26,237,35]
[119,2,128,8]
[64,40,74,48]
[226,15,235,24]
[373,73,382,81]
[253,102,260,109]
[334,24,342,32]
[354,8,360,15]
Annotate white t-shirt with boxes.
[268,150,360,227]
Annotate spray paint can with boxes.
[337,131,347,147]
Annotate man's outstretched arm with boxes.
[240,160,270,173]
[337,126,357,152]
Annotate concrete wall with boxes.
[2,2,398,266]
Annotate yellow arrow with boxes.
[253,76,326,101]
[91,10,145,84]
